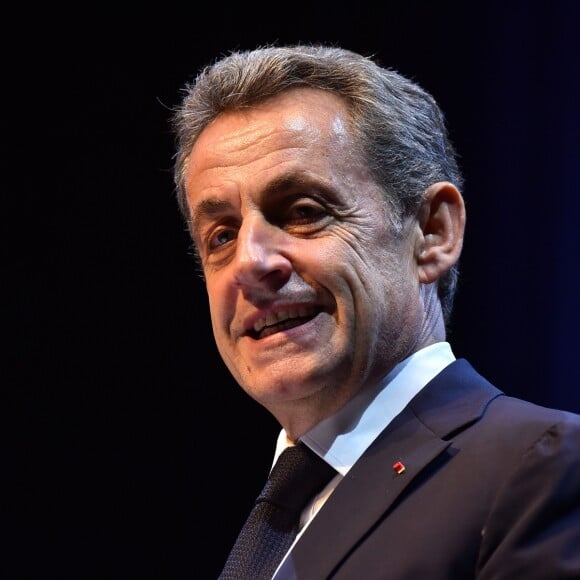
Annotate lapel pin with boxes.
[393,460,406,475]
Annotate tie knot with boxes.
[258,442,337,512]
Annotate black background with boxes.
[6,2,580,578]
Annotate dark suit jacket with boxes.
[275,359,580,579]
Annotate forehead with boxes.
[187,88,354,173]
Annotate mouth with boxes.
[246,306,321,339]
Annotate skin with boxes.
[184,88,465,440]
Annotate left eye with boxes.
[287,201,326,223]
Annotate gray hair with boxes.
[171,44,464,324]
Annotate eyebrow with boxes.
[189,198,234,234]
[262,171,315,196]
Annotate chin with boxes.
[249,377,325,405]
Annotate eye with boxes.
[208,225,237,250]
[286,199,327,224]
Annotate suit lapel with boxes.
[274,359,503,579]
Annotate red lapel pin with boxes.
[393,460,406,475]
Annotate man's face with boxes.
[185,88,425,427]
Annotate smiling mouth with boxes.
[248,307,320,339]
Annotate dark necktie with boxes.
[219,442,337,580]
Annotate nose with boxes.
[232,215,292,290]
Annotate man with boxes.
[171,44,580,578]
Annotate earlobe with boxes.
[415,181,466,284]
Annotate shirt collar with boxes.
[274,342,456,475]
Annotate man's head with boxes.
[173,44,464,322]
[172,45,465,437]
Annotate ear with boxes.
[414,181,466,284]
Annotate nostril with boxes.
[263,266,293,286]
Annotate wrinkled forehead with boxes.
[185,88,361,190]
[200,87,353,149]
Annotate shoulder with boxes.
[487,391,580,432]
[418,357,580,454]
[475,398,580,576]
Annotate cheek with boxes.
[206,280,231,335]
[354,252,416,325]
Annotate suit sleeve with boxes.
[476,416,580,579]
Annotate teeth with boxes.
[253,307,315,333]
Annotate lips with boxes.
[248,306,319,339]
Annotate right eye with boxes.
[209,225,237,250]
